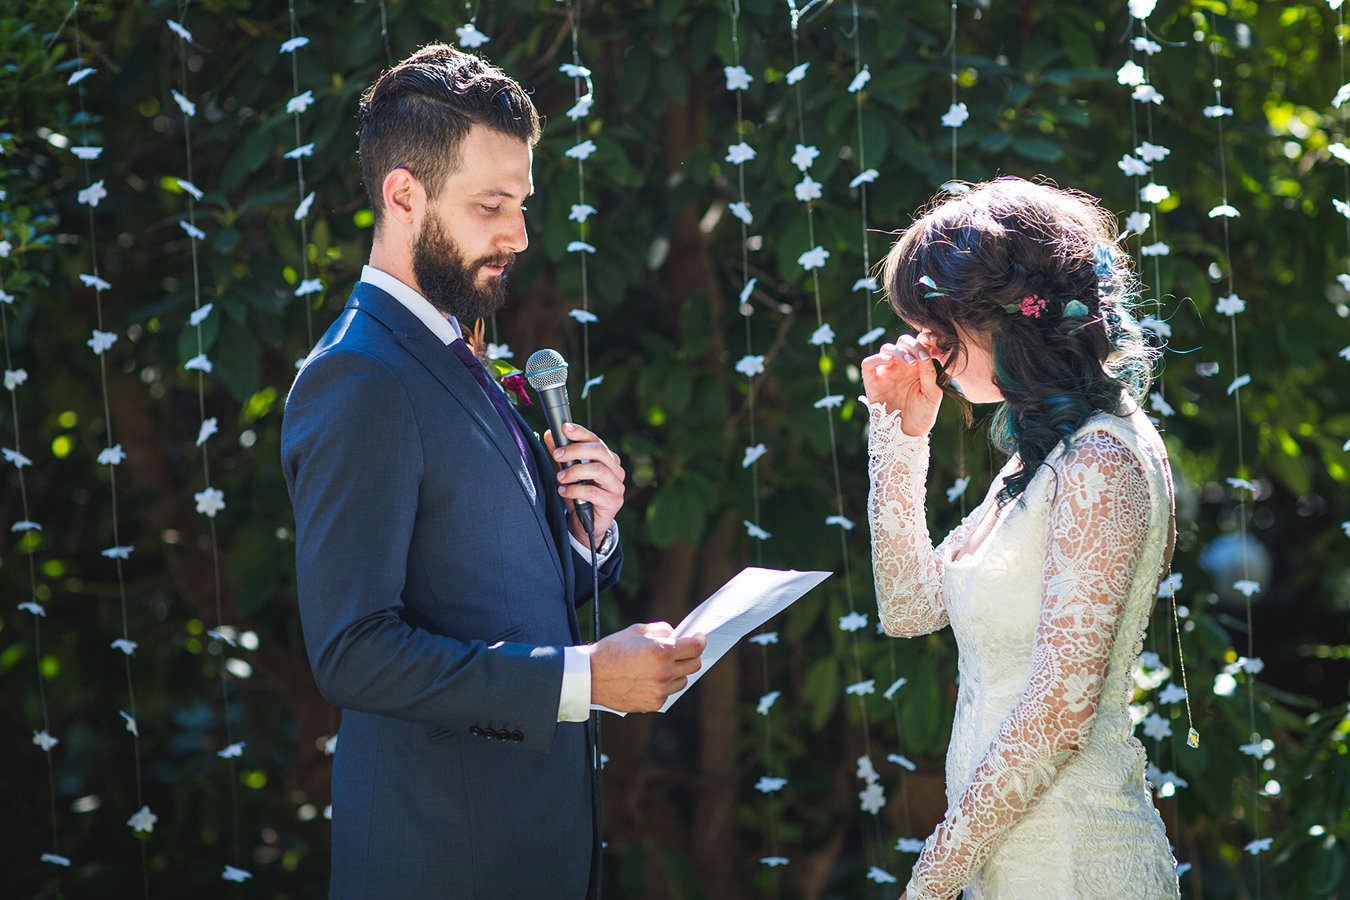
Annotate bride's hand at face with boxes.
[862,330,947,438]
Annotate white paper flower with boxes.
[1227,477,1258,493]
[88,330,118,355]
[1150,392,1175,417]
[1244,838,1272,855]
[1116,61,1146,86]
[278,35,309,53]
[1337,199,1350,220]
[1141,713,1172,740]
[112,638,138,656]
[785,62,810,85]
[41,853,71,866]
[1152,682,1186,705]
[724,65,753,91]
[748,632,778,646]
[855,755,879,783]
[946,476,971,503]
[12,520,41,532]
[68,67,97,85]
[1216,294,1245,316]
[70,146,102,160]
[97,444,126,465]
[286,90,314,114]
[569,308,598,324]
[755,776,787,793]
[825,515,854,530]
[559,63,591,79]
[177,178,203,200]
[285,143,315,160]
[848,66,871,93]
[565,95,593,121]
[195,487,226,517]
[760,856,789,867]
[756,691,780,715]
[809,323,835,346]
[1137,142,1171,163]
[218,742,245,759]
[222,865,253,883]
[813,394,843,409]
[1125,211,1152,235]
[1157,571,1182,598]
[0,242,9,259]
[127,805,157,833]
[33,730,59,751]
[102,546,132,559]
[727,201,752,224]
[1203,105,1234,118]
[197,417,218,447]
[185,354,213,373]
[744,520,771,540]
[845,679,875,696]
[565,139,597,161]
[78,180,107,208]
[1227,374,1251,395]
[849,169,879,190]
[838,611,868,632]
[566,241,596,255]
[120,710,138,736]
[794,175,822,202]
[858,782,886,815]
[941,102,969,128]
[455,22,489,48]
[742,443,767,468]
[895,837,925,853]
[1129,0,1157,17]
[179,220,205,241]
[3,448,31,468]
[725,142,756,165]
[3,369,26,392]
[324,735,338,755]
[1133,37,1161,55]
[1141,242,1169,257]
[1139,182,1170,204]
[865,865,896,883]
[19,601,45,616]
[1118,155,1151,177]
[739,279,757,306]
[295,278,323,296]
[293,191,315,221]
[1133,85,1164,105]
[186,304,213,328]
[797,245,828,270]
[581,375,604,400]
[888,753,916,772]
[568,204,597,224]
[791,143,820,172]
[883,678,908,701]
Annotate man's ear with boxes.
[381,168,420,227]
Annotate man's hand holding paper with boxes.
[588,623,707,713]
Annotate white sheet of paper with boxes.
[591,566,830,715]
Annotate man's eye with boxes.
[482,205,500,213]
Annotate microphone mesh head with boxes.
[524,349,569,390]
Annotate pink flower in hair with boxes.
[1019,295,1047,318]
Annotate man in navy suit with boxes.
[282,44,705,899]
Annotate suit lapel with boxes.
[346,283,565,587]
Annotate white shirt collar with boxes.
[360,265,462,345]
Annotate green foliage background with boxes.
[3,0,1350,897]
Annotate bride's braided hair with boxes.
[881,177,1156,505]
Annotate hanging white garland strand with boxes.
[69,4,153,892]
[284,1,319,356]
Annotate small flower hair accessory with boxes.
[1019,295,1047,317]
[1064,300,1091,317]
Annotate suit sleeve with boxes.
[283,347,564,752]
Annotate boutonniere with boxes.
[469,319,533,407]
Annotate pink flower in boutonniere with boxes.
[499,374,533,406]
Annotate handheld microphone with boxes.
[524,349,594,537]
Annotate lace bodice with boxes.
[867,402,1178,900]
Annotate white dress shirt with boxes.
[360,265,614,722]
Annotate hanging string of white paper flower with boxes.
[560,7,600,422]
[285,1,318,357]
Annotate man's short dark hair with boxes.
[358,43,541,229]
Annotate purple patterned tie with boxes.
[448,338,537,492]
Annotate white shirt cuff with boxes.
[557,645,593,722]
[568,520,618,564]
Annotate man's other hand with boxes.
[587,622,706,713]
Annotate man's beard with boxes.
[411,211,514,324]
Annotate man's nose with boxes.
[500,208,528,254]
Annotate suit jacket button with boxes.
[495,729,510,741]
[469,726,483,737]
[510,731,523,743]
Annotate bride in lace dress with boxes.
[862,179,1181,900]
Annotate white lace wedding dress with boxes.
[867,400,1181,900]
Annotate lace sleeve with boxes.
[905,430,1153,900]
[867,402,950,637]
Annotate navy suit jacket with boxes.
[282,282,619,899]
